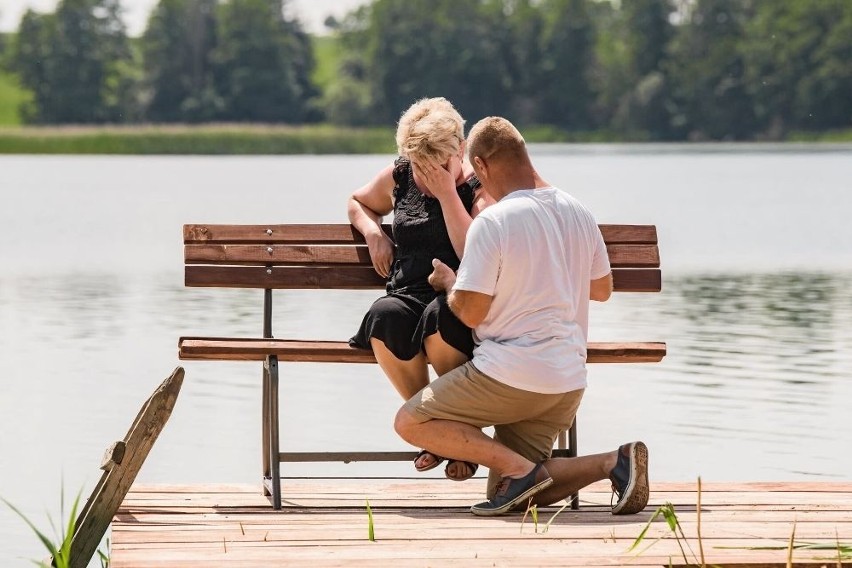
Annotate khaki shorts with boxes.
[402,361,584,496]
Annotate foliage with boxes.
[535,0,596,129]
[141,0,221,122]
[665,0,758,140]
[2,488,112,567]
[741,0,852,136]
[213,0,318,123]
[11,0,135,124]
[0,70,31,125]
[2,489,80,568]
[338,0,513,125]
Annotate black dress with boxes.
[349,157,480,360]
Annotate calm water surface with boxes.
[1,145,851,564]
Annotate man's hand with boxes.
[428,258,456,292]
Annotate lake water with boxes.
[1,144,851,565]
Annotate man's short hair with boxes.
[467,117,527,164]
[396,97,465,165]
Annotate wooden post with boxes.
[68,367,184,568]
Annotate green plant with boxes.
[630,500,703,566]
[632,477,852,567]
[96,537,110,567]
[3,487,111,568]
[2,487,81,568]
[365,499,375,542]
[520,498,570,535]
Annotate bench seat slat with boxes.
[185,266,662,292]
[178,337,667,364]
[184,224,658,245]
[185,243,659,268]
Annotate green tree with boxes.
[498,0,548,125]
[535,0,596,129]
[608,0,675,139]
[665,0,757,140]
[742,0,852,136]
[623,0,672,78]
[318,5,375,125]
[12,10,56,122]
[214,0,317,122]
[12,0,134,123]
[339,0,511,125]
[142,0,220,122]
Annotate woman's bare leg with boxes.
[424,333,469,376]
[371,337,429,399]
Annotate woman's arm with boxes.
[348,165,396,277]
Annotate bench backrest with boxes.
[184,224,661,292]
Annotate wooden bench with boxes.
[179,223,666,510]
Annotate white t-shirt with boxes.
[453,187,610,394]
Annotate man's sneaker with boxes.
[610,441,649,515]
[470,463,553,517]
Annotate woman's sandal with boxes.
[414,449,445,473]
[445,459,479,481]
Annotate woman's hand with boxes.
[366,230,395,278]
[428,258,457,292]
[412,158,458,202]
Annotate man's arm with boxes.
[590,272,613,302]
[448,289,493,328]
[428,258,494,328]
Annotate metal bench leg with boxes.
[568,419,579,510]
[264,355,281,510]
[262,362,270,496]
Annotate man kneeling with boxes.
[394,116,649,516]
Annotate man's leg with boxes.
[394,362,550,480]
[532,451,617,506]
[395,407,535,479]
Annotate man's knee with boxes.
[394,406,419,440]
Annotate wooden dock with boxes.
[111,479,852,567]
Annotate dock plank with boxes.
[111,480,852,567]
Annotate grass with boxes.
[787,128,852,142]
[0,70,31,126]
[520,498,571,535]
[630,477,852,567]
[365,499,376,542]
[2,487,111,567]
[0,123,397,154]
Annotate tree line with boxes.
[1,0,850,140]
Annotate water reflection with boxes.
[2,269,850,477]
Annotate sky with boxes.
[0,0,369,35]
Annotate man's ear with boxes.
[473,155,487,179]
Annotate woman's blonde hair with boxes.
[396,97,465,164]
